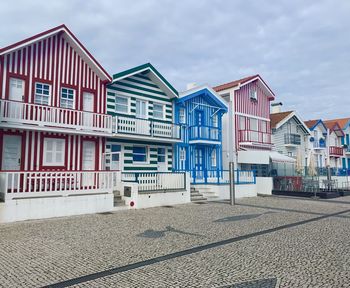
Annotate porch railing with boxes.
[284,133,301,145]
[0,99,113,133]
[329,146,343,156]
[0,170,115,200]
[177,169,256,185]
[189,125,221,141]
[313,139,326,148]
[238,130,271,144]
[121,172,186,192]
[114,116,181,139]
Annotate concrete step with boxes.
[113,190,121,196]
[191,196,207,202]
[114,200,126,207]
[114,195,122,201]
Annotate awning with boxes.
[238,150,295,164]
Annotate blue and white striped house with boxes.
[174,85,228,183]
[105,63,182,173]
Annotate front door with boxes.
[83,92,94,128]
[157,148,167,172]
[2,135,22,190]
[195,110,204,138]
[195,147,205,179]
[82,141,96,187]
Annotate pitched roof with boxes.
[323,120,345,136]
[178,85,227,111]
[270,111,294,129]
[213,74,275,100]
[112,63,178,98]
[324,117,350,130]
[0,24,111,81]
[304,119,319,129]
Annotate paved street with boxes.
[1,196,350,288]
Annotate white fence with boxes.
[114,116,180,139]
[190,169,256,185]
[122,172,186,192]
[0,171,115,200]
[0,100,113,133]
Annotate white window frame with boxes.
[250,118,258,131]
[34,82,51,105]
[212,115,218,128]
[211,149,217,167]
[261,120,267,133]
[115,95,130,114]
[153,102,165,120]
[157,147,167,163]
[43,138,65,166]
[239,116,246,130]
[179,108,186,124]
[60,87,75,109]
[9,77,25,101]
[132,146,149,164]
[250,88,258,100]
[180,148,186,161]
[136,99,148,119]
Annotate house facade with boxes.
[304,119,328,169]
[270,107,310,175]
[173,85,227,183]
[323,120,345,169]
[0,25,116,221]
[213,75,277,176]
[104,63,181,174]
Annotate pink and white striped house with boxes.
[0,25,115,205]
[214,75,279,176]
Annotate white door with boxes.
[157,148,167,172]
[136,99,147,119]
[82,141,96,187]
[2,135,22,190]
[8,78,24,119]
[83,92,94,128]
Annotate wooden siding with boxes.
[0,128,104,171]
[107,74,173,122]
[0,33,107,113]
[106,138,173,172]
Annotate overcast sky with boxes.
[1,0,349,120]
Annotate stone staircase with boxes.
[113,190,126,207]
[190,187,207,202]
[196,186,220,201]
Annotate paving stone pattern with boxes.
[1,196,350,287]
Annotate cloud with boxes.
[0,0,349,119]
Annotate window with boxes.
[133,146,147,162]
[35,82,51,105]
[261,121,267,133]
[212,115,218,127]
[157,148,166,162]
[153,103,164,119]
[288,152,293,157]
[211,149,217,167]
[9,78,24,101]
[250,88,257,100]
[239,116,246,130]
[43,138,65,166]
[136,99,147,118]
[60,87,75,109]
[180,148,186,160]
[116,96,129,113]
[179,108,186,124]
[250,118,258,131]
[111,145,121,161]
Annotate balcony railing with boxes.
[313,139,326,149]
[329,146,343,156]
[0,170,115,201]
[284,133,301,145]
[238,130,271,145]
[189,125,220,141]
[113,115,181,140]
[0,99,112,134]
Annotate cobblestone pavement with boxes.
[1,196,350,288]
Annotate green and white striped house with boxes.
[105,63,181,172]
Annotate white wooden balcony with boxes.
[238,130,272,148]
[0,100,113,135]
[0,170,116,201]
[113,115,181,142]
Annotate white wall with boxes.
[120,172,191,209]
[256,177,273,195]
[0,194,113,223]
[196,183,257,200]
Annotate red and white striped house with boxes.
[0,25,115,205]
[214,75,286,176]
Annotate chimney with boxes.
[271,102,283,114]
[186,83,197,90]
